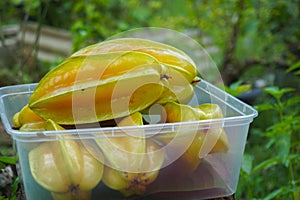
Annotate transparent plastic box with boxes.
[0,80,257,200]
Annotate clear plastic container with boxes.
[0,80,257,200]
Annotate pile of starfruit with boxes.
[12,38,229,199]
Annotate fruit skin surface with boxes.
[155,102,229,172]
[156,67,196,104]
[95,112,146,173]
[28,120,103,200]
[72,38,198,82]
[156,101,202,172]
[194,103,229,157]
[28,51,166,125]
[103,139,165,197]
[12,104,45,128]
[97,112,165,197]
[24,38,199,125]
[19,121,47,132]
[71,38,199,104]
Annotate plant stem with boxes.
[289,122,299,200]
[288,162,299,200]
[276,98,283,122]
[276,96,299,199]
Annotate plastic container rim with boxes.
[0,80,258,142]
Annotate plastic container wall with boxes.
[0,81,257,200]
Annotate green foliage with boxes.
[0,156,18,168]
[237,63,300,199]
[1,0,300,85]
[286,61,300,75]
[224,80,252,97]
[69,0,164,50]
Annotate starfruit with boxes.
[29,51,166,125]
[71,38,200,104]
[72,38,198,82]
[95,112,165,196]
[12,104,45,128]
[28,120,103,200]
[194,103,228,157]
[95,112,146,173]
[155,102,229,172]
[19,121,47,132]
[102,139,165,197]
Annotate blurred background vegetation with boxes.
[0,0,299,199]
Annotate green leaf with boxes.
[226,80,252,96]
[265,136,276,149]
[255,103,274,112]
[252,156,281,173]
[276,134,291,165]
[263,86,280,98]
[286,61,300,74]
[236,84,252,94]
[0,162,5,169]
[265,119,292,138]
[286,96,300,107]
[229,80,244,90]
[263,186,290,200]
[0,156,18,165]
[285,154,300,167]
[290,116,300,128]
[264,87,295,100]
[11,177,20,197]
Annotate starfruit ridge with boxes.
[71,38,200,104]
[71,38,198,81]
[29,51,167,125]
